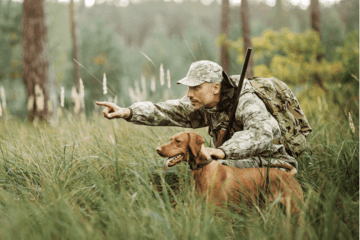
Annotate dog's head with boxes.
[156,132,205,171]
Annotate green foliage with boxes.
[334,30,359,83]
[229,28,348,85]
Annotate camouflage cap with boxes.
[177,60,223,87]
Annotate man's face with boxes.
[187,82,220,109]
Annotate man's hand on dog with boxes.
[96,101,131,120]
[206,148,225,160]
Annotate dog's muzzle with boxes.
[163,154,183,171]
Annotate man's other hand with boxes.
[95,101,131,120]
[206,148,225,160]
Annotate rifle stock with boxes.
[215,48,252,148]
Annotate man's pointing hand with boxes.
[95,101,131,120]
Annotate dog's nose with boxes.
[156,147,161,153]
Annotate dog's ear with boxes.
[188,132,205,157]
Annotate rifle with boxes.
[215,48,252,148]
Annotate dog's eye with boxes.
[175,140,180,143]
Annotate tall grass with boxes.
[0,105,358,239]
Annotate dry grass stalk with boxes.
[151,76,156,92]
[167,69,171,88]
[71,86,80,114]
[160,64,164,86]
[79,79,85,118]
[103,73,108,95]
[0,104,2,117]
[348,112,355,134]
[0,86,6,109]
[60,87,65,107]
[79,78,85,98]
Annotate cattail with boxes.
[141,75,147,100]
[71,86,77,101]
[35,84,44,111]
[71,86,80,114]
[0,86,6,109]
[349,112,355,134]
[167,69,171,88]
[27,95,34,111]
[60,87,65,107]
[103,73,107,95]
[79,78,85,98]
[151,76,156,92]
[160,64,164,86]
[79,78,85,113]
[0,104,2,117]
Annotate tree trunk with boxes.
[22,0,57,122]
[69,0,84,117]
[69,0,81,92]
[310,0,321,36]
[220,0,230,74]
[310,0,327,92]
[240,0,254,78]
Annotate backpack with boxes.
[249,77,312,158]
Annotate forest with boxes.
[0,0,358,239]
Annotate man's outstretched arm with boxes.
[96,96,207,129]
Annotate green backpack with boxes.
[249,77,312,158]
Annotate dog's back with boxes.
[217,163,303,213]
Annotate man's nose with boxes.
[187,88,193,98]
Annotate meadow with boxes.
[0,95,358,239]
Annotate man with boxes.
[96,60,298,169]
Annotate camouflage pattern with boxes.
[249,77,312,158]
[127,75,298,169]
[177,60,223,86]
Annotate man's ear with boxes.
[188,132,205,157]
[213,82,221,95]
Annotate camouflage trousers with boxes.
[217,155,298,171]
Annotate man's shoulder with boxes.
[229,75,254,97]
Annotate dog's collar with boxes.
[190,157,213,171]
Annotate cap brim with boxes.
[176,77,204,87]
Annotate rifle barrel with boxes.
[223,48,252,142]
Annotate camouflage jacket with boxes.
[126,76,297,165]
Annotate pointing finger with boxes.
[96,101,117,108]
